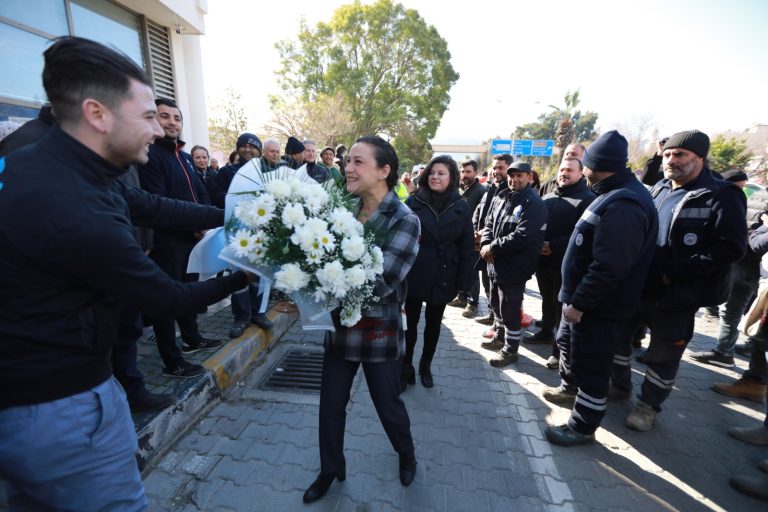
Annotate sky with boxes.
[200,0,768,146]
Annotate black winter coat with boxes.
[540,178,596,268]
[480,185,548,284]
[0,126,247,408]
[560,171,658,318]
[648,168,746,308]
[405,190,475,304]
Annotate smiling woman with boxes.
[304,136,422,504]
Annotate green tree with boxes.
[275,0,459,171]
[264,92,357,147]
[208,87,249,154]
[708,135,753,173]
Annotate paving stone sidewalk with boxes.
[143,283,767,512]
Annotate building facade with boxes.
[0,0,210,147]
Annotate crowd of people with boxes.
[1,36,767,509]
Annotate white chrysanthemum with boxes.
[346,264,367,288]
[303,217,329,237]
[369,246,384,274]
[265,179,292,201]
[235,195,275,227]
[340,304,362,327]
[329,207,363,236]
[304,190,329,214]
[288,178,306,198]
[317,231,336,252]
[274,263,310,293]
[341,235,366,261]
[316,260,347,297]
[281,202,306,229]
[229,229,258,258]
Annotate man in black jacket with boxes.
[210,132,274,337]
[479,161,548,368]
[0,37,251,511]
[530,158,595,367]
[543,131,658,446]
[473,154,511,328]
[626,130,746,432]
[449,159,487,317]
[138,98,223,378]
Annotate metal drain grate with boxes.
[259,349,324,393]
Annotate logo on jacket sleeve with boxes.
[683,233,697,246]
[575,233,584,246]
[512,205,522,222]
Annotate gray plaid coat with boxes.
[327,191,420,362]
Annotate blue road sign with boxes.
[491,139,513,155]
[510,139,554,156]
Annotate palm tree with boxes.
[549,89,581,154]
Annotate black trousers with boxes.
[404,300,447,368]
[111,305,145,401]
[535,265,562,333]
[556,314,619,435]
[147,245,203,369]
[318,347,414,475]
[489,278,524,351]
[637,300,697,410]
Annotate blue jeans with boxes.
[231,282,265,322]
[0,377,146,511]
[715,264,759,356]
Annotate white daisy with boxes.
[229,229,258,258]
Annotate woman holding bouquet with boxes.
[402,156,475,391]
[303,136,421,503]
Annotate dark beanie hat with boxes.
[509,161,532,172]
[721,169,748,183]
[285,136,305,155]
[663,130,709,158]
[582,130,628,173]
[236,133,262,152]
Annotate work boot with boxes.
[730,474,768,502]
[626,400,657,432]
[607,383,632,401]
[728,425,768,446]
[129,388,175,413]
[447,297,467,308]
[712,377,767,403]
[251,313,273,330]
[545,355,559,369]
[542,386,577,408]
[475,313,495,326]
[545,424,594,447]
[525,329,554,344]
[462,304,478,318]
[228,319,249,339]
[481,329,505,351]
[490,347,518,368]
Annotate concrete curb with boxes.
[136,307,298,472]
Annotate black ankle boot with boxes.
[302,466,346,503]
[399,451,417,486]
[419,361,433,388]
[400,363,415,393]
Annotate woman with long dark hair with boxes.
[303,136,420,503]
[402,155,475,390]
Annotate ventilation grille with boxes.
[146,19,175,101]
[259,349,324,393]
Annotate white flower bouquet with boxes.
[218,158,383,329]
